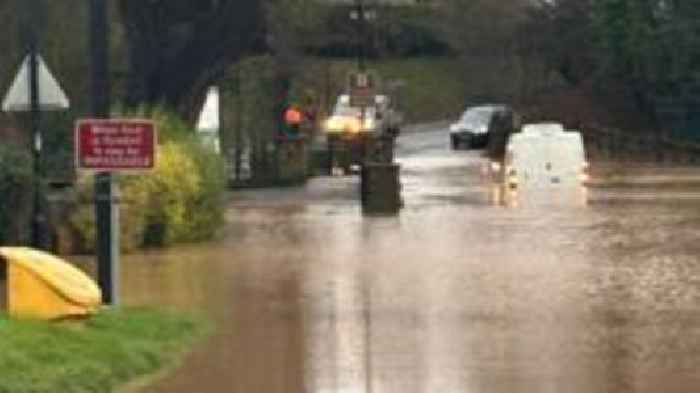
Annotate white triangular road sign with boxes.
[196,86,220,132]
[196,86,221,154]
[2,54,70,112]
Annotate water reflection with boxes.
[61,131,700,392]
[488,182,589,208]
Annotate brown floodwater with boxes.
[84,129,700,392]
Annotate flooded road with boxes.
[122,127,700,393]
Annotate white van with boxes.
[504,123,588,189]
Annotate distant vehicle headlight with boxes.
[349,119,362,133]
[507,170,519,188]
[325,117,341,131]
[325,116,370,134]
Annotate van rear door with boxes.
[548,133,585,185]
[510,134,545,186]
[509,131,585,187]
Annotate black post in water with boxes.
[27,0,47,250]
[90,0,118,304]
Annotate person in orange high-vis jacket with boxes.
[285,106,303,126]
[283,106,304,138]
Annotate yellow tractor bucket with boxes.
[0,247,102,320]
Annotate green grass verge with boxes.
[0,308,211,393]
[368,57,467,122]
[290,57,467,123]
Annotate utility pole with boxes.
[90,0,119,305]
[353,0,367,72]
[358,0,366,72]
[351,0,377,136]
[351,0,378,72]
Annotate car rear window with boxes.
[461,107,494,123]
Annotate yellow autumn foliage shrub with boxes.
[69,109,226,252]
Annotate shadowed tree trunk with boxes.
[118,0,265,122]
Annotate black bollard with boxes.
[361,162,401,215]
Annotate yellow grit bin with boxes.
[0,247,102,320]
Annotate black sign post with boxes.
[90,0,119,305]
[348,71,378,108]
[27,0,47,250]
[350,0,377,73]
[350,0,377,127]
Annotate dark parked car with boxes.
[449,104,512,150]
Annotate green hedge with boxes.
[69,108,226,252]
[0,144,33,245]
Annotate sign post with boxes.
[75,118,157,306]
[348,71,378,108]
[2,0,70,250]
[89,0,117,305]
[28,32,43,250]
[349,0,376,72]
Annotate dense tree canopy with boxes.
[3,0,700,131]
[432,0,700,128]
[588,0,700,124]
[117,0,265,121]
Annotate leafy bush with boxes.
[114,104,193,143]
[123,107,227,245]
[183,140,227,242]
[69,173,149,252]
[138,141,202,246]
[41,111,78,184]
[0,144,33,245]
[69,108,226,252]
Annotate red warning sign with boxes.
[75,119,156,171]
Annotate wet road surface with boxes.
[118,127,700,393]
